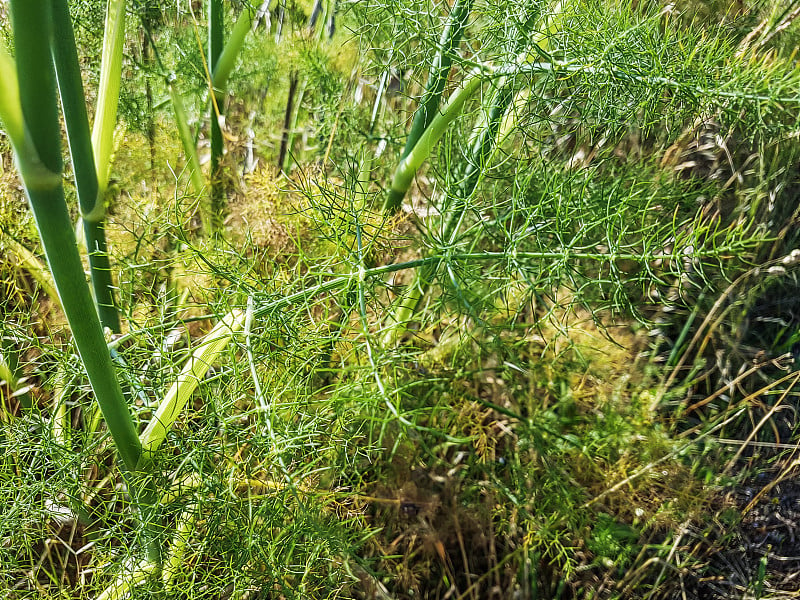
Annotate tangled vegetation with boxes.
[2,0,800,598]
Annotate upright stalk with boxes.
[92,0,126,196]
[279,71,300,171]
[8,0,141,471]
[382,81,514,345]
[208,0,224,231]
[206,3,258,226]
[279,0,330,173]
[383,71,484,211]
[384,0,473,212]
[212,6,257,90]
[142,12,157,174]
[382,2,566,344]
[50,0,120,332]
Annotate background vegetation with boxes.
[2,0,800,598]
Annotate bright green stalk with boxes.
[0,49,25,152]
[382,2,568,344]
[8,0,141,472]
[50,0,120,332]
[212,6,256,90]
[382,83,514,345]
[397,0,473,156]
[92,0,126,202]
[96,559,158,600]
[383,80,521,345]
[384,0,473,212]
[0,335,32,409]
[384,71,484,210]
[51,364,74,447]
[208,0,224,230]
[163,503,199,588]
[138,309,245,465]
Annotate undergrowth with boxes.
[3,0,800,598]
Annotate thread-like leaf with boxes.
[168,79,209,229]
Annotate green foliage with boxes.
[3,0,800,597]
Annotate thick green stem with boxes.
[400,0,473,161]
[50,0,120,332]
[383,71,483,212]
[383,82,515,345]
[138,309,246,465]
[23,193,140,469]
[50,0,96,217]
[29,198,140,466]
[9,0,141,472]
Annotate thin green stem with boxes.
[169,78,208,209]
[248,242,750,323]
[208,0,224,230]
[83,221,120,331]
